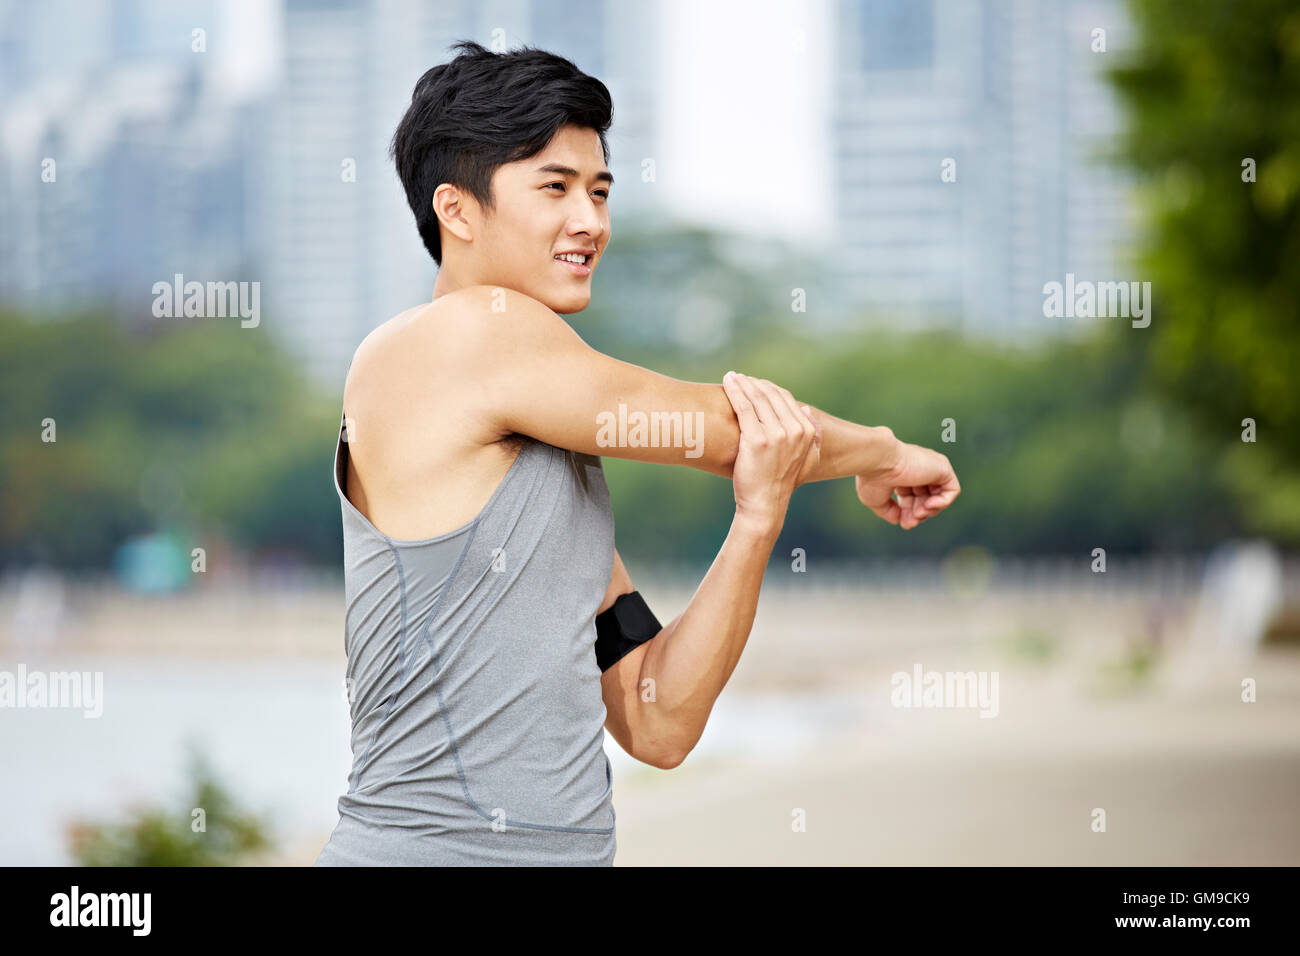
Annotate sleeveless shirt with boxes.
[314,409,618,865]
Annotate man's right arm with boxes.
[441,285,901,483]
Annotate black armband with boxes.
[594,591,663,672]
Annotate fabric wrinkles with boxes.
[314,410,618,866]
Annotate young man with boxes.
[315,41,959,866]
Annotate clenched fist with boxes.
[855,441,960,530]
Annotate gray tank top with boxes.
[314,408,618,865]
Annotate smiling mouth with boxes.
[554,253,593,275]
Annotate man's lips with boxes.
[555,255,592,276]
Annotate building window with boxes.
[860,0,934,71]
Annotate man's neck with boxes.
[431,267,468,302]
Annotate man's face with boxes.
[469,124,612,313]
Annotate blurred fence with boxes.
[638,551,1300,600]
[2,550,1298,658]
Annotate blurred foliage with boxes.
[1104,0,1300,537]
[11,50,1300,577]
[1087,635,1161,698]
[0,288,1274,571]
[583,223,841,358]
[0,308,340,570]
[4,5,1298,573]
[993,627,1061,666]
[64,740,274,866]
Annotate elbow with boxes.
[636,726,689,770]
[644,746,687,771]
[631,689,693,769]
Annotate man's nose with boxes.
[568,198,604,237]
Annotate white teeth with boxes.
[556,253,589,264]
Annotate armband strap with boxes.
[594,591,662,672]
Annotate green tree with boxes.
[0,309,340,570]
[1105,0,1300,537]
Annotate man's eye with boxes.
[545,182,609,200]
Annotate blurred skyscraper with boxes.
[0,0,661,386]
[0,0,1138,375]
[0,0,253,317]
[830,0,1136,339]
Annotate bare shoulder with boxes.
[342,306,418,414]
[335,297,533,539]
[341,298,503,458]
[431,285,577,350]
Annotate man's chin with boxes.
[549,292,592,315]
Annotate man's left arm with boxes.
[599,515,779,770]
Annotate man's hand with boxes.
[721,372,820,534]
[855,442,960,530]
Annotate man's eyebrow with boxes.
[534,162,614,186]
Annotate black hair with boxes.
[390,40,614,266]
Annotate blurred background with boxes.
[1,0,1298,865]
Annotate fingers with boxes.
[749,377,816,455]
[908,484,947,525]
[804,407,821,453]
[919,466,961,513]
[732,374,783,439]
[728,375,822,489]
[894,485,954,529]
[870,496,902,526]
[898,486,937,529]
[911,485,931,520]
[803,405,822,445]
[894,450,961,528]
[895,488,919,529]
[758,378,807,437]
[799,403,821,476]
[926,484,954,515]
[721,371,760,432]
[906,478,961,527]
[857,446,959,531]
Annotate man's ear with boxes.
[433,183,473,244]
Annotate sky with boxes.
[216,0,282,99]
[658,0,834,245]
[220,0,834,246]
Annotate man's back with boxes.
[316,297,620,864]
